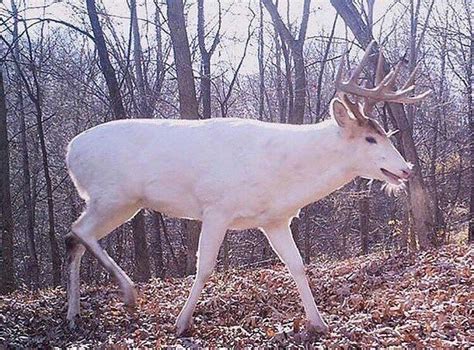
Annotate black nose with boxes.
[402,168,413,179]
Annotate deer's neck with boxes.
[280,121,357,209]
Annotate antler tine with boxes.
[335,40,431,114]
[341,92,367,121]
[362,100,376,116]
[382,61,402,88]
[396,89,432,104]
[361,79,377,116]
[335,51,347,89]
[375,49,385,85]
[402,63,420,90]
[399,62,433,103]
[391,85,416,98]
[350,40,376,83]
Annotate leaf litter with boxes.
[0,244,472,347]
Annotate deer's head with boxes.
[331,41,431,186]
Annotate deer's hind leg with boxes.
[65,232,86,328]
[68,197,140,318]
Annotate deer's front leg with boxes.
[175,213,228,336]
[263,220,329,334]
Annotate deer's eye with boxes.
[365,136,377,144]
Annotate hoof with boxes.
[175,316,193,337]
[125,303,137,313]
[306,320,329,335]
[123,287,138,308]
[67,315,81,331]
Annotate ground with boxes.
[0,244,472,347]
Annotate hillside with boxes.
[0,244,472,347]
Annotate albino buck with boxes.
[65,41,430,335]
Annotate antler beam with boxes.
[335,41,431,114]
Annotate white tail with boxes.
[65,43,429,335]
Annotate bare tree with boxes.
[131,0,153,117]
[454,1,474,243]
[314,14,338,120]
[167,0,199,119]
[273,4,286,123]
[130,213,151,281]
[150,212,165,278]
[430,13,448,239]
[258,1,266,119]
[197,0,221,119]
[11,0,39,288]
[0,64,15,294]
[86,0,126,119]
[358,0,375,256]
[358,181,369,255]
[468,9,473,244]
[12,24,63,285]
[262,0,311,124]
[215,13,254,118]
[154,5,166,100]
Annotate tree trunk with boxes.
[197,2,211,119]
[131,213,151,282]
[274,21,286,123]
[222,233,230,270]
[19,24,62,285]
[33,75,61,286]
[262,0,310,125]
[200,53,212,118]
[468,12,474,244]
[258,1,265,120]
[359,181,369,255]
[197,0,220,120]
[303,215,311,264]
[315,14,338,120]
[430,23,447,241]
[131,0,152,117]
[167,0,199,120]
[291,46,306,124]
[281,41,293,122]
[151,212,164,278]
[183,220,201,275]
[0,67,15,294]
[154,5,165,98]
[86,0,126,119]
[400,199,409,251]
[167,0,200,275]
[357,0,374,257]
[12,0,39,289]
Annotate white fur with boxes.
[65,100,411,334]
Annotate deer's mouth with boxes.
[380,168,403,184]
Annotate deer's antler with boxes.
[335,41,432,116]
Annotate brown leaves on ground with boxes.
[0,244,472,347]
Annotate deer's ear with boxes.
[331,98,355,128]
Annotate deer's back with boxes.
[66,118,304,225]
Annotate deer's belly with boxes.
[225,195,301,230]
[142,188,204,220]
[141,174,301,229]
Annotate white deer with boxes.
[65,42,430,335]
